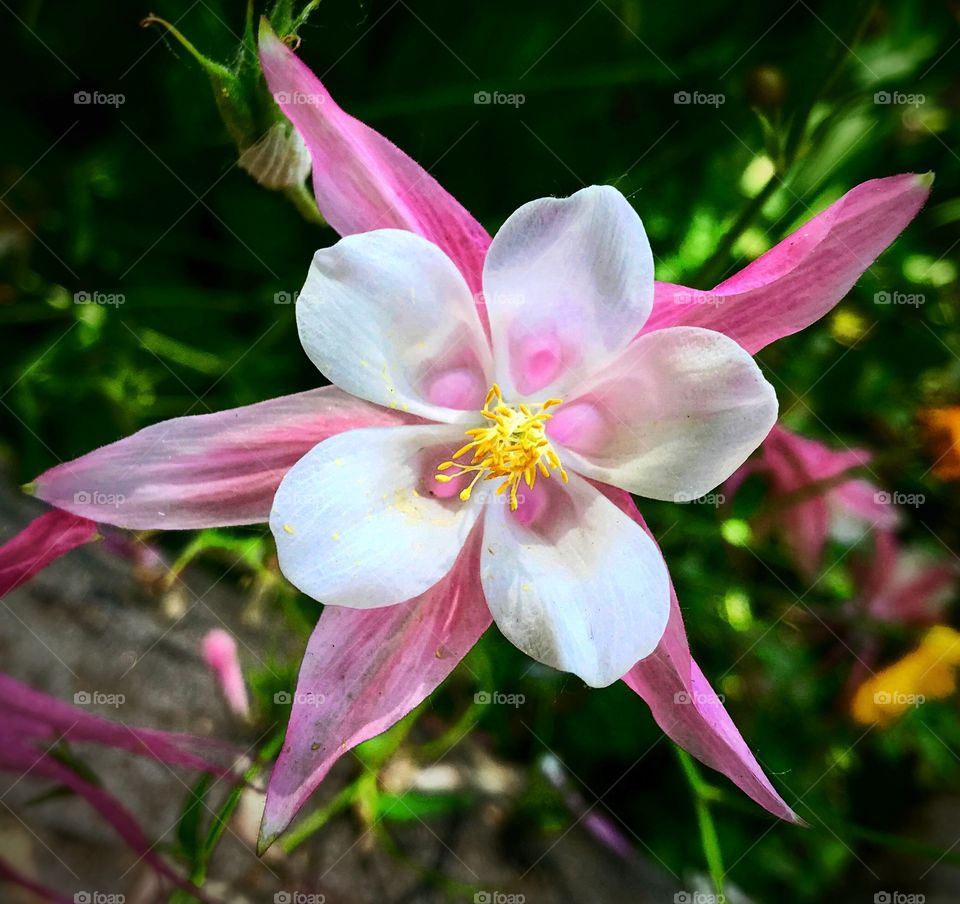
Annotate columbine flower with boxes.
[22,19,931,848]
[853,531,956,625]
[725,425,900,576]
[267,183,779,691]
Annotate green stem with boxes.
[676,747,727,897]
[694,173,781,287]
[280,782,358,854]
[283,181,326,226]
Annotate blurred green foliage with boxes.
[3,0,960,901]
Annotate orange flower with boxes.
[919,406,960,480]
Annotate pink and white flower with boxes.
[726,425,901,576]
[19,20,931,848]
[854,530,956,625]
[268,184,778,689]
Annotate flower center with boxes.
[435,383,569,511]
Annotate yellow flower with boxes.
[851,626,960,725]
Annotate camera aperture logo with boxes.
[674,90,725,108]
[874,290,924,307]
[672,291,724,307]
[75,291,125,308]
[273,91,325,106]
[873,490,924,509]
[873,691,925,709]
[873,91,925,107]
[474,90,525,108]
[74,91,125,108]
[74,691,125,709]
[474,690,525,708]
[674,690,725,707]
[73,490,126,509]
[874,893,925,904]
[274,691,326,706]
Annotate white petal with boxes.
[270,425,479,608]
[482,185,654,400]
[297,230,493,423]
[550,327,778,501]
[480,473,670,687]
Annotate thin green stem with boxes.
[676,747,727,897]
[280,782,358,854]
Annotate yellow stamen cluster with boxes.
[436,384,568,511]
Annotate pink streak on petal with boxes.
[425,366,486,410]
[598,484,800,824]
[509,478,550,527]
[642,174,932,354]
[547,401,608,455]
[258,22,491,299]
[513,334,564,395]
[201,629,251,718]
[259,528,490,849]
[0,509,98,597]
[33,386,416,530]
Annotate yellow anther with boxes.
[435,384,568,511]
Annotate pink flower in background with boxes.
[0,673,238,900]
[20,20,930,849]
[726,425,900,576]
[202,628,251,718]
[854,531,956,625]
[0,509,97,598]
